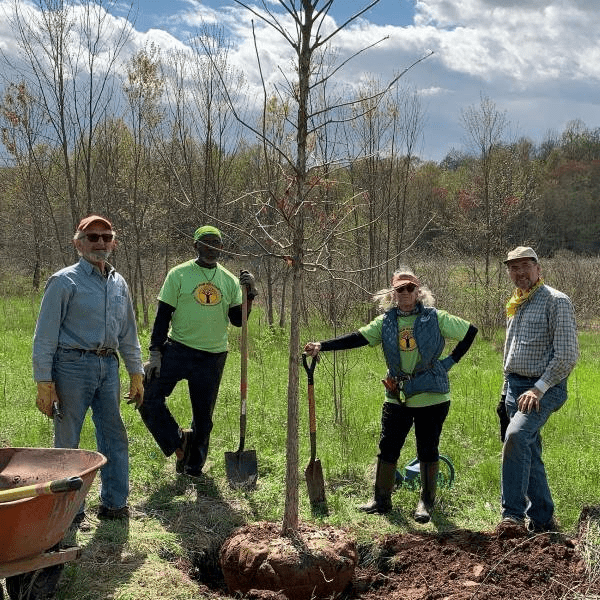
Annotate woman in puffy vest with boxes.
[304,268,477,523]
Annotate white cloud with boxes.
[1,0,598,162]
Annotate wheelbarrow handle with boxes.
[0,476,83,503]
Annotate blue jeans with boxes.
[501,374,567,525]
[53,349,129,510]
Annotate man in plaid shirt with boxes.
[497,246,578,535]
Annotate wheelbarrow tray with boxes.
[0,447,106,573]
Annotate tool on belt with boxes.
[381,374,412,402]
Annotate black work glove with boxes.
[239,269,258,299]
[496,394,510,443]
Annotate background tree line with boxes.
[1,0,599,338]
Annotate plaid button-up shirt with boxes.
[503,284,578,395]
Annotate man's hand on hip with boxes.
[36,381,58,418]
[518,388,542,413]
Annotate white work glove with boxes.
[239,269,258,299]
[143,349,162,384]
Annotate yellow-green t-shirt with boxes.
[359,309,470,407]
[158,260,242,353]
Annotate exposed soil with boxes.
[349,527,594,600]
[196,515,600,600]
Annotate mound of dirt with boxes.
[351,527,596,600]
[200,524,599,600]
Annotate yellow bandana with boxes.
[505,278,544,318]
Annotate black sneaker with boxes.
[97,505,129,520]
[175,428,193,474]
[182,466,203,479]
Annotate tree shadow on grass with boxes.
[138,471,247,592]
[59,515,147,600]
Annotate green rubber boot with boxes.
[358,458,397,514]
[414,460,439,523]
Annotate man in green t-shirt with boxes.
[139,225,258,477]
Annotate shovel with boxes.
[302,353,327,510]
[225,285,258,489]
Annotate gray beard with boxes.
[85,250,112,262]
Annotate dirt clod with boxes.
[220,521,357,600]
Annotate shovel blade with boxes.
[225,449,258,490]
[304,458,326,507]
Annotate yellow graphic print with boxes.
[193,282,221,305]
[398,326,417,352]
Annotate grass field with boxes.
[1,289,599,599]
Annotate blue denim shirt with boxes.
[33,258,143,381]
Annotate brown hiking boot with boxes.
[98,505,129,520]
[495,516,527,538]
[528,517,560,533]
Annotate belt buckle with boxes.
[95,348,113,356]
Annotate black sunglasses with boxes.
[83,233,115,243]
[394,283,417,293]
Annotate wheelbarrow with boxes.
[0,447,107,600]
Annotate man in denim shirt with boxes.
[497,246,578,535]
[33,215,144,522]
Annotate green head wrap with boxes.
[194,225,222,241]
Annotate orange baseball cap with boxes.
[77,215,113,231]
[393,274,420,287]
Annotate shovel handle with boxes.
[0,476,83,503]
[302,354,318,458]
[239,284,248,447]
[302,352,317,385]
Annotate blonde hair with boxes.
[373,267,436,311]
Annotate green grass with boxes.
[1,291,600,599]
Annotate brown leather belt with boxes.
[82,348,116,356]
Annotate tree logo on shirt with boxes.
[398,326,417,352]
[193,282,221,305]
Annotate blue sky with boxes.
[1,0,599,162]
[122,0,600,161]
[132,1,416,33]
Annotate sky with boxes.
[1,0,600,163]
